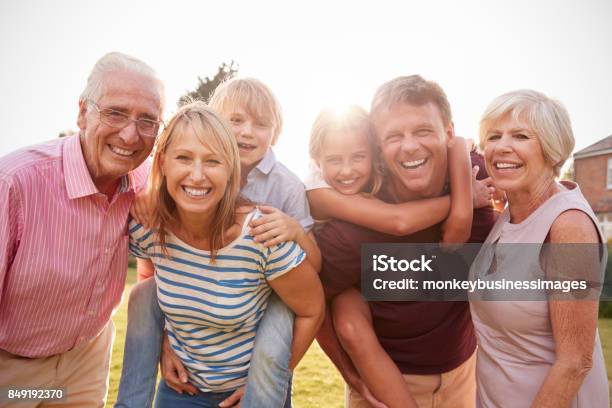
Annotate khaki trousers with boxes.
[346,350,477,408]
[0,321,115,408]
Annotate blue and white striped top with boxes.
[128,209,305,392]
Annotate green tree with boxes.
[178,61,239,106]
[58,129,77,138]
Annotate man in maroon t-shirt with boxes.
[315,75,496,407]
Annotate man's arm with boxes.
[0,178,21,303]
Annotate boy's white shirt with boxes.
[303,160,333,230]
[241,148,315,231]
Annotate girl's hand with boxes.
[471,166,495,209]
[130,188,156,228]
[249,205,304,247]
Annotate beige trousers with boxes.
[0,321,115,408]
[346,350,477,408]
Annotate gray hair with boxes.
[80,52,164,105]
[479,89,575,177]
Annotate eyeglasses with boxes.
[88,100,164,139]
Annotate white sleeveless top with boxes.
[470,181,609,407]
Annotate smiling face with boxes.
[483,113,552,195]
[161,125,230,219]
[372,102,452,199]
[77,69,162,192]
[318,127,373,195]
[227,104,275,175]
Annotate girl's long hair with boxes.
[309,105,383,195]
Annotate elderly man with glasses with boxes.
[0,52,164,407]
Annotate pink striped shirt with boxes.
[0,134,147,357]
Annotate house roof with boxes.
[592,197,612,214]
[574,135,612,159]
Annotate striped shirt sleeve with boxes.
[128,219,154,259]
[0,177,21,303]
[264,240,306,281]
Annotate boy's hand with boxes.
[130,188,156,228]
[219,386,244,407]
[471,166,495,209]
[249,205,304,247]
[160,332,198,396]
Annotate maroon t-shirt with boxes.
[316,151,496,375]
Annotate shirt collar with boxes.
[252,149,276,176]
[62,134,134,199]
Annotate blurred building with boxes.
[574,135,612,240]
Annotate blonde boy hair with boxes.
[479,89,575,177]
[309,105,382,195]
[208,77,283,145]
[149,101,242,261]
[370,75,452,128]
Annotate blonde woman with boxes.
[128,102,324,407]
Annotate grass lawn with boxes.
[107,267,612,407]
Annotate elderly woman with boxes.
[470,90,609,407]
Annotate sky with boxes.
[1,0,611,178]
